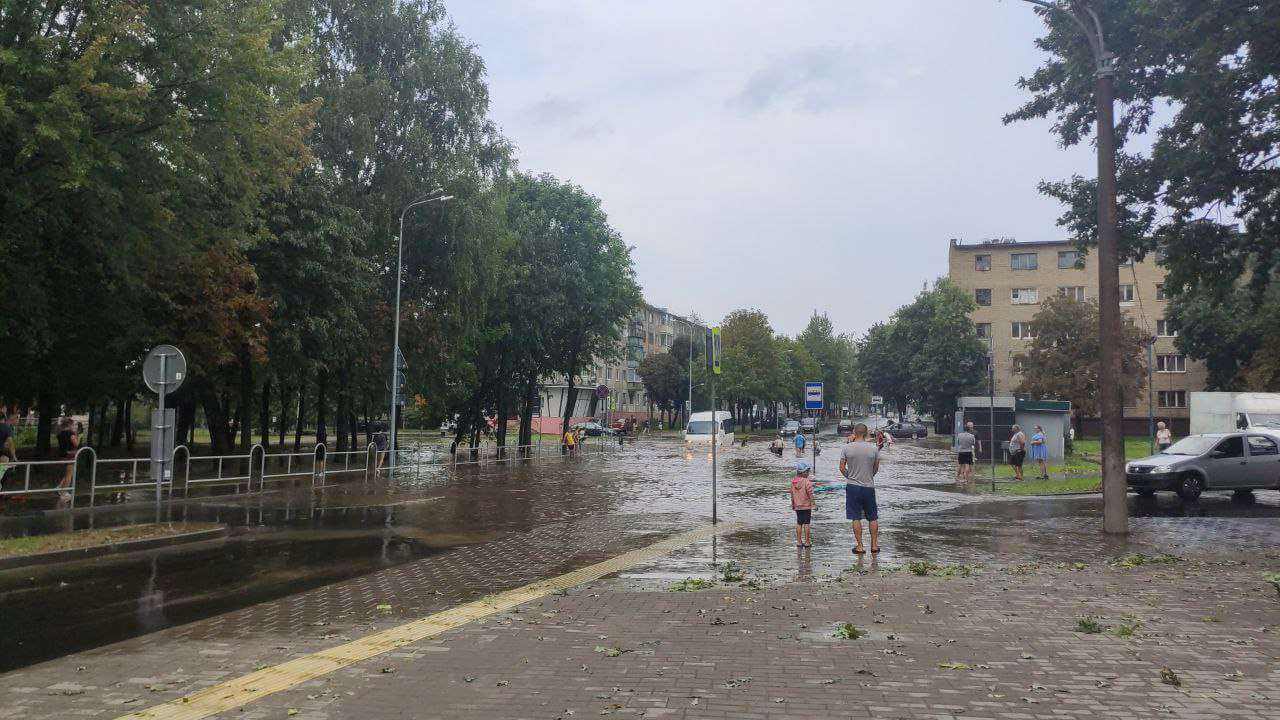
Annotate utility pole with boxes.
[1021,0,1126,533]
[1147,340,1155,454]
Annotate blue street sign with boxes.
[804,381,824,410]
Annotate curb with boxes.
[0,526,229,571]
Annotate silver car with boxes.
[1125,431,1280,500]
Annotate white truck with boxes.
[1189,392,1280,435]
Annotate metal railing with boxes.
[0,432,614,512]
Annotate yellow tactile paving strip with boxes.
[117,522,736,720]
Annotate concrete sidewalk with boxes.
[4,525,1277,720]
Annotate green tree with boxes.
[637,352,683,427]
[719,309,784,423]
[1006,0,1280,389]
[895,280,988,425]
[777,336,821,417]
[1012,295,1150,419]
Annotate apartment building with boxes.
[539,303,703,424]
[947,238,1207,425]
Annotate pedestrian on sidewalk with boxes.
[1156,421,1173,452]
[1008,425,1027,481]
[954,421,978,483]
[790,460,815,548]
[56,417,79,506]
[839,423,881,555]
[1029,424,1049,480]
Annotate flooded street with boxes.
[3,429,1279,670]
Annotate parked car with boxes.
[1126,431,1280,501]
[571,421,615,437]
[780,420,800,437]
[884,420,928,439]
[837,419,854,433]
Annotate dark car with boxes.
[1126,431,1280,500]
[884,421,928,439]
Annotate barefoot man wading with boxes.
[840,423,881,555]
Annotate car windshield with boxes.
[1162,436,1218,455]
[687,421,715,434]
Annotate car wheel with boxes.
[1175,473,1203,502]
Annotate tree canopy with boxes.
[1007,0,1280,390]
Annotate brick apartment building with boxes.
[948,238,1207,432]
[537,303,703,429]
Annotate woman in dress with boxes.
[1029,424,1049,480]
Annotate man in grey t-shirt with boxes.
[839,423,881,554]
[954,421,980,483]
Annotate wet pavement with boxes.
[3,429,1280,673]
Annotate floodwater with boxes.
[2,428,1278,670]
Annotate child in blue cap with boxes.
[790,460,815,547]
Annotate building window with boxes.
[1158,390,1187,408]
[975,254,991,271]
[1155,283,1167,300]
[1058,286,1085,302]
[975,288,992,306]
[1011,287,1038,304]
[1011,321,1036,339]
[1119,284,1135,303]
[1156,319,1177,337]
[1156,354,1186,373]
[1057,250,1081,269]
[1010,252,1038,270]
[975,322,990,339]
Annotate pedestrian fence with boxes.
[0,431,614,512]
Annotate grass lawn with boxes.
[0,522,222,559]
[973,435,1151,496]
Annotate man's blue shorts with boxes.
[845,484,878,522]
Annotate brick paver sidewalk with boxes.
[8,535,1276,720]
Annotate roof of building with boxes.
[949,238,1076,251]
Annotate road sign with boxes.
[595,384,609,399]
[394,346,408,369]
[143,345,187,394]
[804,381,824,410]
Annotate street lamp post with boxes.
[1020,0,1127,534]
[389,191,453,476]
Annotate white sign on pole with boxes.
[804,381,824,410]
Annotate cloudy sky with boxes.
[447,1,1096,338]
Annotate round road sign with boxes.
[595,384,609,399]
[143,344,188,394]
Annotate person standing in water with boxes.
[839,423,881,555]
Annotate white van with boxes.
[1190,392,1280,436]
[685,411,735,448]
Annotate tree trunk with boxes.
[124,397,136,450]
[561,357,579,438]
[293,384,306,451]
[336,367,349,452]
[259,375,271,450]
[278,383,291,448]
[494,385,508,457]
[238,351,253,453]
[315,369,328,449]
[111,396,126,447]
[202,389,230,454]
[518,372,535,455]
[363,403,371,448]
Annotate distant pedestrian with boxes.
[563,427,577,458]
[770,434,784,457]
[794,431,806,458]
[1008,425,1027,481]
[1155,421,1173,452]
[874,428,893,451]
[1029,424,1049,480]
[0,410,15,488]
[56,417,79,505]
[954,421,979,483]
[373,428,389,473]
[790,460,815,548]
[839,423,881,555]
